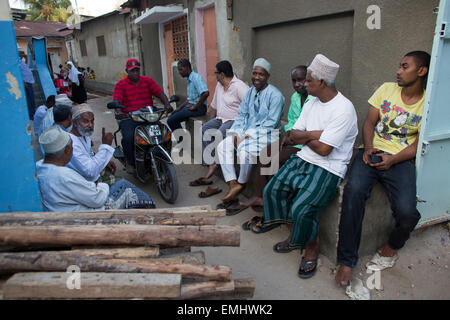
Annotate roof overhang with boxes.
[134,5,184,24]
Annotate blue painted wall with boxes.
[32,37,57,99]
[0,21,42,212]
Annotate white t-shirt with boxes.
[292,92,358,179]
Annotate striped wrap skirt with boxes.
[262,155,341,249]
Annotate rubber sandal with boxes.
[250,220,279,234]
[242,216,261,231]
[189,178,213,186]
[198,187,222,198]
[298,257,318,279]
[216,199,239,210]
[273,241,301,253]
[226,204,248,216]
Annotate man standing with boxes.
[335,51,430,287]
[19,50,36,120]
[189,60,249,197]
[37,126,155,212]
[67,104,117,185]
[240,65,311,211]
[167,59,209,135]
[216,58,285,208]
[113,58,171,173]
[244,54,358,279]
[34,95,56,138]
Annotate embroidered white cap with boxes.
[308,54,340,82]
[72,103,94,119]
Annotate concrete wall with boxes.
[69,12,140,86]
[227,0,439,145]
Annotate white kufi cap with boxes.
[308,54,340,82]
[253,58,271,74]
[39,126,71,154]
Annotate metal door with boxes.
[416,0,450,227]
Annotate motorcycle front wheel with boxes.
[155,159,178,204]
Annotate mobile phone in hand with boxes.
[369,154,383,164]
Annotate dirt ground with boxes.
[2,94,448,300]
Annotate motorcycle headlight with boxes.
[142,113,160,122]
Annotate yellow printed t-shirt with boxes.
[368,82,424,155]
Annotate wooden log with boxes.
[0,225,240,247]
[0,207,225,222]
[0,216,217,226]
[0,251,231,281]
[3,272,181,299]
[178,280,235,300]
[160,251,205,265]
[177,278,256,300]
[66,247,160,259]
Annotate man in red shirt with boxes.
[113,59,171,172]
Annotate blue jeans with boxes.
[167,103,207,133]
[201,118,234,165]
[337,149,421,268]
[109,179,155,208]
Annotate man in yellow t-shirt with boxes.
[335,51,431,287]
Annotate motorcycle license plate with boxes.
[148,125,161,136]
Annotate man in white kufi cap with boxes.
[216,57,285,210]
[67,103,117,185]
[243,53,358,280]
[36,126,155,212]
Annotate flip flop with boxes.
[242,216,262,231]
[189,178,213,186]
[250,220,280,234]
[226,204,248,216]
[272,241,301,253]
[298,257,318,279]
[198,187,222,198]
[216,199,239,210]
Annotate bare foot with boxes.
[221,181,244,202]
[205,164,218,180]
[377,244,397,257]
[239,196,263,207]
[335,265,352,287]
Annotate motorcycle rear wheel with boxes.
[155,159,178,204]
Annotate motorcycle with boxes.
[107,96,180,204]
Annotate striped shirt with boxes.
[113,76,163,114]
[187,71,209,105]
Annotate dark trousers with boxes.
[167,104,207,132]
[25,83,35,120]
[337,149,421,268]
[119,119,140,165]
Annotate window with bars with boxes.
[96,35,106,56]
[172,15,189,61]
[79,39,87,57]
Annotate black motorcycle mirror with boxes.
[107,101,126,109]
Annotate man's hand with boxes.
[233,134,250,148]
[362,147,380,165]
[370,153,397,171]
[102,127,114,146]
[107,160,117,174]
[187,104,198,111]
[280,132,294,150]
[164,104,174,113]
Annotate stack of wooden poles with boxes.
[0,205,255,300]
